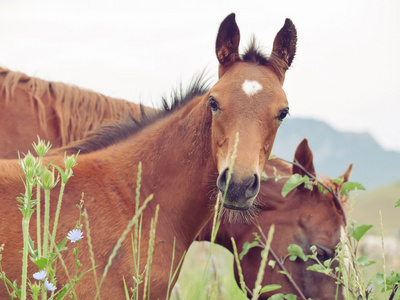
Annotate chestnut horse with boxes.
[0,14,297,299]
[0,67,155,159]
[198,139,351,299]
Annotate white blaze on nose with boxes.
[242,80,262,96]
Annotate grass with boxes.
[171,242,246,300]
[352,181,400,236]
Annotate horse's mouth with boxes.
[222,203,251,211]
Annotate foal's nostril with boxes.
[245,174,259,198]
[217,168,229,193]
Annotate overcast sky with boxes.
[1,0,399,151]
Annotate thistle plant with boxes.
[0,138,89,300]
[18,151,41,299]
[33,138,51,259]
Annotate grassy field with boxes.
[352,181,400,236]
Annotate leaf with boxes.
[268,260,276,269]
[357,256,376,267]
[281,174,309,197]
[341,181,366,195]
[1,277,21,298]
[323,258,332,267]
[57,237,69,252]
[350,224,373,242]
[28,235,38,259]
[261,171,269,182]
[395,199,400,208]
[33,257,48,270]
[239,241,260,260]
[306,263,333,275]
[286,295,298,300]
[386,271,400,285]
[376,273,384,285]
[277,270,287,275]
[259,284,282,294]
[333,177,344,185]
[268,293,285,300]
[287,244,307,262]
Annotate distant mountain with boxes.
[272,118,400,189]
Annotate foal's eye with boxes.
[209,96,220,112]
[277,108,289,121]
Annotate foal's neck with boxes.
[102,96,217,239]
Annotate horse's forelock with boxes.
[241,38,287,81]
[242,37,269,66]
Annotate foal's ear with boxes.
[339,163,353,183]
[292,138,316,177]
[270,18,297,82]
[216,13,241,75]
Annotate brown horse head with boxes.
[211,13,297,211]
[236,139,351,299]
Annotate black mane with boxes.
[62,71,211,155]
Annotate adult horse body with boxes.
[0,14,297,299]
[0,67,155,159]
[198,139,351,299]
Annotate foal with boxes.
[198,139,351,299]
[0,14,297,299]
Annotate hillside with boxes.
[272,118,400,189]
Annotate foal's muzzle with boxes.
[217,168,260,210]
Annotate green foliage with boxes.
[259,284,281,294]
[281,174,311,197]
[0,138,90,300]
[261,170,269,182]
[306,263,333,275]
[287,244,308,262]
[356,256,376,268]
[341,181,366,195]
[240,241,260,260]
[349,224,374,242]
[267,293,297,300]
[395,199,400,208]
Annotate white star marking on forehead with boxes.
[242,80,262,96]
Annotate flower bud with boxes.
[39,168,58,190]
[64,154,78,170]
[33,137,51,157]
[20,152,38,180]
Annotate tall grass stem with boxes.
[251,224,274,300]
[50,182,66,253]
